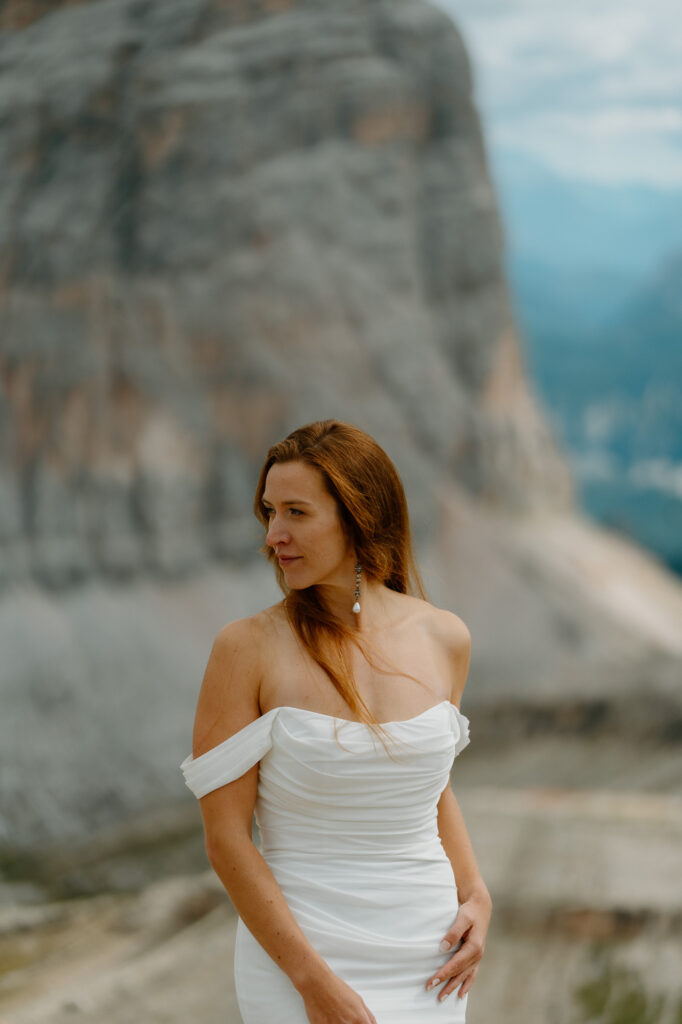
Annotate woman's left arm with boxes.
[425,609,493,1002]
[429,784,492,1000]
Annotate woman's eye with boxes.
[289,509,303,516]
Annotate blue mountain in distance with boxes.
[488,146,682,573]
[491,147,682,338]
[490,146,682,279]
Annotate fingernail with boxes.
[439,939,452,952]
[439,991,451,1002]
[427,977,441,991]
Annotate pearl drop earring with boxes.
[352,562,362,614]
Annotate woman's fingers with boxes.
[425,934,484,999]
[424,890,491,1001]
[458,966,478,997]
[438,964,478,1001]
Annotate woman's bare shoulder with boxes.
[213,600,287,647]
[421,603,471,705]
[394,592,471,645]
[191,605,286,757]
[426,604,471,649]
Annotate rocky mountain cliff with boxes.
[0,0,573,592]
[1,0,681,869]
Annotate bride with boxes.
[181,419,492,1023]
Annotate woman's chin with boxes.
[281,563,309,586]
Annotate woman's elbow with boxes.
[204,821,253,868]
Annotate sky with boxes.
[430,0,682,187]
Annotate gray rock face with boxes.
[4,0,680,866]
[0,0,573,589]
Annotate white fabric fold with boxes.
[450,702,471,757]
[179,706,280,798]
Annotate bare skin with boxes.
[191,460,492,1021]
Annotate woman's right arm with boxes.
[192,617,377,1024]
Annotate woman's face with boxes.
[262,461,355,589]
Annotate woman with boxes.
[180,419,492,1023]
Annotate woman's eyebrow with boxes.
[261,498,314,506]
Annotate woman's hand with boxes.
[425,886,493,1002]
[300,970,378,1024]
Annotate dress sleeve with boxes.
[450,704,471,758]
[179,708,279,799]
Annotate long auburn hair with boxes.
[253,419,430,742]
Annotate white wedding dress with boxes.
[180,700,471,1023]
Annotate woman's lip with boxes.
[278,555,300,564]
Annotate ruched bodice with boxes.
[180,701,471,1023]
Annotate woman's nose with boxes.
[265,515,290,547]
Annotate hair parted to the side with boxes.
[253,419,429,744]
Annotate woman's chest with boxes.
[258,629,450,721]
